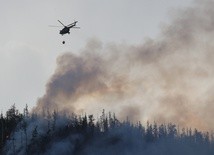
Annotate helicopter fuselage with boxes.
[60,27,70,35]
[57,20,78,35]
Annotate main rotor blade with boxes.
[58,20,65,26]
[72,27,80,29]
[67,22,78,27]
[67,24,74,27]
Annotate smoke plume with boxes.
[34,0,214,131]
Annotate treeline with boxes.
[1,105,214,155]
[0,104,27,153]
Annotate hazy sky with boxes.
[0,0,192,112]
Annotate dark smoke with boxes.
[33,0,214,131]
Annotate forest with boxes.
[1,104,214,155]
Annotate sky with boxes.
[0,0,193,113]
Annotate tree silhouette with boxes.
[1,105,214,155]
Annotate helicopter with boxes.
[49,20,80,44]
[57,20,80,35]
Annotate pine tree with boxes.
[146,121,154,142]
[23,104,29,118]
[88,115,95,134]
[52,110,57,131]
[153,122,158,140]
[0,112,4,149]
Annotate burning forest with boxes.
[1,105,214,155]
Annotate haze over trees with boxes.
[1,105,214,155]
